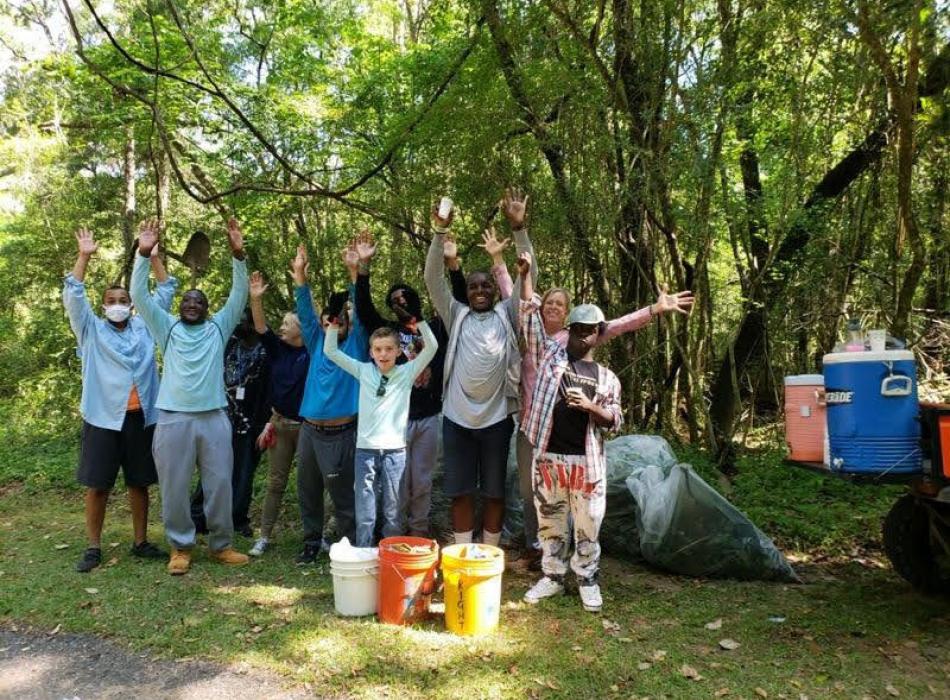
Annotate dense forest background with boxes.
[0,0,947,471]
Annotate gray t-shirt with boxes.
[443,311,509,428]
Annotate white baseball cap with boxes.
[567,303,606,326]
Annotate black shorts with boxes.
[77,411,157,490]
[442,415,515,499]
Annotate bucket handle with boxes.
[814,388,826,406]
[331,566,379,577]
[881,375,912,397]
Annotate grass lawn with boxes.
[3,441,950,699]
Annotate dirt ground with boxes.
[0,626,315,700]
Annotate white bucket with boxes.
[330,558,379,616]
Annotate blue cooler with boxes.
[822,350,921,475]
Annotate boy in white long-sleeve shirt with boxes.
[325,319,437,546]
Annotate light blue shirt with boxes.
[325,322,437,449]
[63,272,178,430]
[295,284,369,421]
[130,253,248,412]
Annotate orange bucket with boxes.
[377,536,439,625]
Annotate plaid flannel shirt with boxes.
[520,297,623,487]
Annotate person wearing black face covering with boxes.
[190,308,271,538]
[352,230,450,537]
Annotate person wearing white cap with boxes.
[517,253,692,611]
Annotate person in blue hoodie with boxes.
[64,225,178,573]
[131,218,249,575]
[291,242,368,563]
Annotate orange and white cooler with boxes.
[784,374,826,463]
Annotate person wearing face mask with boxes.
[130,218,250,575]
[424,188,537,547]
[190,307,271,539]
[244,272,310,557]
[64,226,178,573]
[291,242,368,564]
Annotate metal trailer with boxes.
[785,403,950,593]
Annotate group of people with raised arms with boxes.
[64,189,693,612]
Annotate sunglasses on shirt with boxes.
[376,374,390,397]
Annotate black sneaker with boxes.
[75,547,102,573]
[236,524,254,539]
[131,541,166,559]
[295,542,320,565]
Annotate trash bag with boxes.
[626,461,799,582]
[503,433,677,553]
[600,435,680,559]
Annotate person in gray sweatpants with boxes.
[131,218,250,575]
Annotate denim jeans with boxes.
[354,447,406,547]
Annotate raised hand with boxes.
[431,201,454,230]
[75,227,98,257]
[479,227,511,261]
[342,239,360,270]
[515,250,532,277]
[249,271,268,299]
[137,219,159,256]
[442,233,458,261]
[291,244,309,286]
[653,285,695,315]
[500,186,528,230]
[226,218,245,258]
[355,228,377,263]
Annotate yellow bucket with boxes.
[441,543,505,636]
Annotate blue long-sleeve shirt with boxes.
[130,253,248,412]
[63,272,178,430]
[295,283,368,421]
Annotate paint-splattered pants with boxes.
[533,451,605,582]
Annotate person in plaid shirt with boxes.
[517,252,692,611]
[517,251,620,611]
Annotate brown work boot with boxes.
[211,547,249,565]
[167,548,191,576]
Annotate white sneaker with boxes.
[248,538,269,557]
[579,583,603,612]
[524,576,565,604]
[319,538,331,554]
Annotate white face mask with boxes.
[103,304,131,323]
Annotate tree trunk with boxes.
[119,125,136,287]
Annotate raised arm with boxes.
[424,204,457,322]
[448,265,468,304]
[63,228,98,341]
[597,287,695,344]
[501,187,538,286]
[480,228,513,300]
[407,321,439,379]
[248,271,269,334]
[130,222,173,345]
[70,227,96,283]
[291,245,323,352]
[353,230,387,334]
[211,218,250,338]
[323,323,362,379]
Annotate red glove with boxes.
[256,422,277,450]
